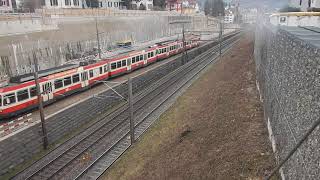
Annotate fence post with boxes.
[128,77,135,144]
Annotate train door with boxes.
[144,54,147,65]
[127,58,132,71]
[42,82,53,102]
[81,71,89,87]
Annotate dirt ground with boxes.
[102,33,277,180]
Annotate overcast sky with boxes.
[238,0,289,8]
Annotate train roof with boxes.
[10,64,79,84]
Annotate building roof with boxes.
[270,12,320,17]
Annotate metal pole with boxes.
[182,23,186,64]
[219,15,222,57]
[95,17,101,59]
[128,77,135,144]
[33,52,48,150]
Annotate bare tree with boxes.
[19,0,42,12]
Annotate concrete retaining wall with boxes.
[254,23,320,179]
[0,19,58,37]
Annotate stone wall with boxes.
[254,23,320,179]
[0,32,238,178]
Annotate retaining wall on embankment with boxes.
[0,31,239,177]
[255,23,320,179]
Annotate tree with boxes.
[19,0,42,12]
[139,3,146,10]
[153,0,166,10]
[123,0,132,9]
[85,0,99,8]
[204,0,224,17]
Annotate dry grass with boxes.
[102,33,278,180]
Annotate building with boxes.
[165,0,198,14]
[240,8,257,24]
[131,0,153,10]
[224,10,234,23]
[0,0,13,12]
[269,12,320,27]
[289,0,320,11]
[43,0,84,8]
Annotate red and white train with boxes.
[0,37,200,119]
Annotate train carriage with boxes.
[0,36,201,119]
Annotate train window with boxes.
[54,79,63,89]
[30,87,37,97]
[17,89,29,102]
[122,60,126,66]
[136,56,140,61]
[104,65,108,72]
[3,93,16,106]
[117,61,122,68]
[64,77,72,86]
[147,52,150,58]
[111,63,116,70]
[132,57,136,63]
[89,70,94,78]
[140,55,143,60]
[72,74,80,83]
[99,67,103,74]
[0,96,1,106]
[151,52,154,57]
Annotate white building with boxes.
[131,0,153,10]
[43,0,84,9]
[269,12,320,27]
[224,10,234,23]
[289,0,320,11]
[0,0,13,12]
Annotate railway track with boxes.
[13,32,241,180]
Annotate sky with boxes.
[237,0,289,8]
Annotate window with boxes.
[81,72,88,81]
[151,52,154,57]
[3,93,16,106]
[30,87,37,97]
[104,65,108,72]
[280,17,286,23]
[117,61,122,68]
[0,96,1,106]
[72,74,80,83]
[140,55,143,61]
[122,60,127,66]
[64,77,72,86]
[136,56,140,61]
[89,70,94,78]
[114,2,117,7]
[17,89,29,102]
[148,52,150,58]
[54,79,63,89]
[132,57,136,63]
[111,63,117,70]
[99,67,103,74]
